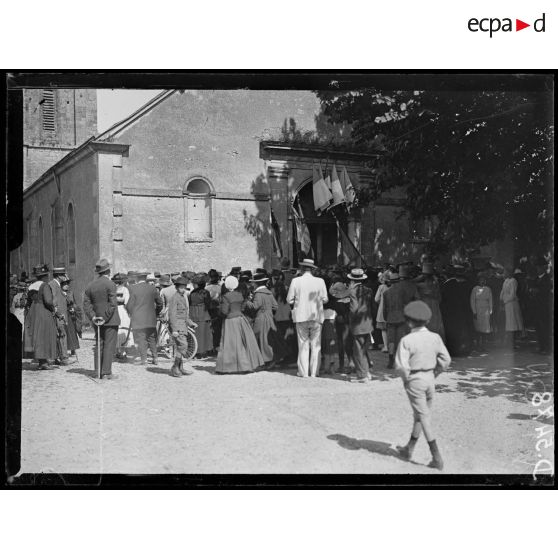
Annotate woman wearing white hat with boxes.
[215,275,264,373]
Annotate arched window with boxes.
[51,207,56,266]
[38,216,44,264]
[183,177,214,241]
[67,203,76,265]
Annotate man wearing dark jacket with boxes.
[348,268,374,382]
[383,265,419,368]
[83,259,120,379]
[126,271,164,365]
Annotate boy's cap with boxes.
[404,300,432,322]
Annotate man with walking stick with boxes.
[84,259,120,380]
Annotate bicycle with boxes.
[157,319,198,361]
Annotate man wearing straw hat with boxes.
[347,268,374,382]
[287,258,328,378]
[83,259,120,379]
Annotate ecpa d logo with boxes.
[468,13,546,37]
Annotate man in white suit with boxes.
[287,259,328,377]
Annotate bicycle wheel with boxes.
[157,322,173,358]
[182,328,198,361]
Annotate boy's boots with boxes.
[170,357,182,377]
[398,435,419,460]
[387,354,395,369]
[428,439,444,470]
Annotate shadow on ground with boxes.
[436,354,553,404]
[327,433,410,463]
[67,367,98,379]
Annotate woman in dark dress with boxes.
[61,276,81,355]
[441,265,474,357]
[25,265,58,369]
[189,274,214,357]
[246,273,288,367]
[216,275,264,374]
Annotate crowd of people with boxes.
[11,253,552,471]
[11,254,552,377]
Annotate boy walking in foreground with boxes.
[395,300,451,470]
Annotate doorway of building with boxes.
[293,179,346,266]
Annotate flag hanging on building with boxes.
[328,164,345,210]
[270,207,283,258]
[337,221,363,268]
[313,162,333,214]
[292,204,313,257]
[340,166,356,207]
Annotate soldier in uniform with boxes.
[83,258,120,379]
[167,276,197,377]
[383,265,419,369]
[50,266,69,365]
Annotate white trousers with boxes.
[296,321,322,377]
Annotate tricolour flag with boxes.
[328,164,345,210]
[292,204,313,257]
[270,207,283,258]
[340,166,356,207]
[313,162,333,214]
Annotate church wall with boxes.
[17,152,99,303]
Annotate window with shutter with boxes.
[42,89,56,135]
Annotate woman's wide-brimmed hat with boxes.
[95,258,111,273]
[347,268,367,281]
[33,264,50,278]
[225,275,239,291]
[192,273,207,285]
[251,272,268,283]
[299,258,317,269]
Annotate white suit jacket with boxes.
[287,271,328,324]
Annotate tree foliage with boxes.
[316,88,553,257]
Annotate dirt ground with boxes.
[18,332,554,476]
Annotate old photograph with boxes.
[5,73,554,484]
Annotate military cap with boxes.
[404,300,432,323]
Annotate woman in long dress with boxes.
[470,273,493,351]
[215,275,264,374]
[189,274,214,357]
[374,272,390,352]
[25,265,58,369]
[500,268,524,349]
[61,276,81,355]
[246,273,287,367]
[416,264,445,341]
[113,274,133,358]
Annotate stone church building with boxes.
[12,88,509,299]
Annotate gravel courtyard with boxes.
[18,332,554,476]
